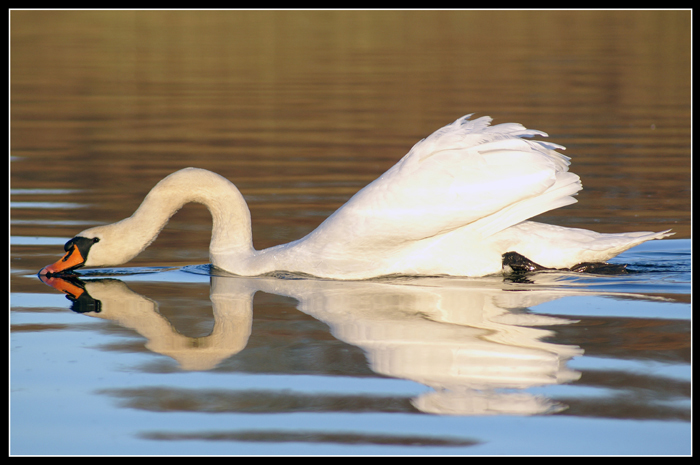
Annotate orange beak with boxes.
[39,243,87,276]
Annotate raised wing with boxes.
[305,114,581,252]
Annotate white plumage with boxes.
[40,114,673,279]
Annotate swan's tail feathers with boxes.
[591,229,675,259]
[471,171,583,238]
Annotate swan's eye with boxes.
[92,237,100,244]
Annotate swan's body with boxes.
[40,114,673,279]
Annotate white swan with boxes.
[39,114,673,279]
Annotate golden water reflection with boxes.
[40,271,679,417]
[11,10,690,260]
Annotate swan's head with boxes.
[39,236,101,276]
[39,221,148,276]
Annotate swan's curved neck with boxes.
[81,168,254,268]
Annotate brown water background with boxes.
[11,10,690,271]
[10,10,690,455]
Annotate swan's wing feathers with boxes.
[311,115,581,252]
[408,114,551,163]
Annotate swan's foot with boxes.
[502,252,551,273]
[501,252,628,275]
[569,262,627,274]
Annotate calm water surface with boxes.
[10,11,690,455]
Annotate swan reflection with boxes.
[39,272,607,415]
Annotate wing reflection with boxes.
[40,272,595,415]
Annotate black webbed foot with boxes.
[569,262,628,274]
[502,252,552,273]
[502,252,629,275]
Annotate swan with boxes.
[39,114,673,279]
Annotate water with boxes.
[10,10,690,455]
